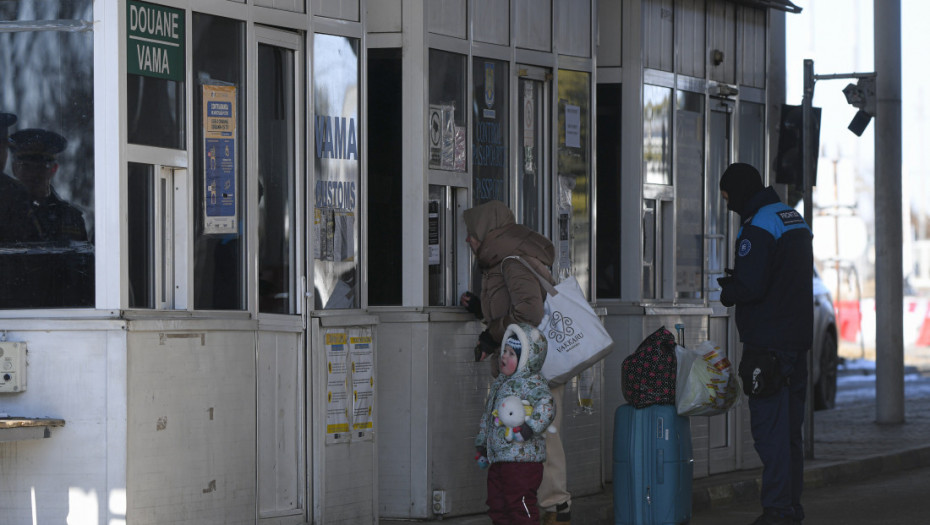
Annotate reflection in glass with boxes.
[643,199,656,299]
[472,58,508,205]
[0,0,95,309]
[313,34,360,309]
[675,91,705,300]
[127,76,185,149]
[428,50,466,171]
[707,107,732,303]
[518,78,545,234]
[557,69,591,295]
[192,13,246,310]
[258,43,296,314]
[643,85,672,185]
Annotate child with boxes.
[475,323,555,525]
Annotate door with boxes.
[516,66,550,236]
[707,97,736,474]
[253,26,307,525]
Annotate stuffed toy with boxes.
[493,395,556,442]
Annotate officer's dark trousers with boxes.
[749,349,808,521]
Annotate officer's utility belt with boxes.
[738,345,787,398]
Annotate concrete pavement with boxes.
[380,375,930,525]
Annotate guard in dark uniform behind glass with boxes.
[0,127,93,308]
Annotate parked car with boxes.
[812,269,839,410]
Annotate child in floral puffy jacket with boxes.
[475,323,555,525]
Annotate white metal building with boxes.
[0,0,800,523]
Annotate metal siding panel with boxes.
[368,0,403,33]
[556,0,592,57]
[428,321,494,517]
[254,0,304,12]
[475,0,510,46]
[643,0,674,72]
[676,0,705,78]
[428,0,467,39]
[596,0,623,67]
[257,331,303,518]
[377,322,426,518]
[313,0,359,21]
[706,0,736,84]
[516,0,552,51]
[738,6,766,88]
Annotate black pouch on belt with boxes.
[738,346,785,398]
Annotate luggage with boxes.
[621,327,678,408]
[613,403,693,525]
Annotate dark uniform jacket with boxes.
[720,187,813,351]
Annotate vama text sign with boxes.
[127,0,185,82]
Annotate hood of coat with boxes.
[463,200,515,242]
[501,323,547,376]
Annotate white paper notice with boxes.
[565,104,581,148]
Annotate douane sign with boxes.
[126,0,185,82]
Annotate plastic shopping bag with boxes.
[675,341,742,416]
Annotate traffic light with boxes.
[842,77,875,136]
[774,104,822,186]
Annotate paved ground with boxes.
[380,344,930,525]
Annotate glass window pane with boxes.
[557,70,590,294]
[258,43,296,314]
[128,163,155,308]
[367,49,403,306]
[596,83,622,299]
[192,13,246,310]
[675,90,705,300]
[643,85,672,185]
[428,50,466,172]
[472,58,508,205]
[312,34,360,310]
[0,0,95,309]
[518,78,545,233]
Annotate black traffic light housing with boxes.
[775,104,822,186]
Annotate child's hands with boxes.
[475,447,489,469]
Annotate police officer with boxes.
[5,128,88,242]
[717,163,813,525]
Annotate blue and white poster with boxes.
[202,84,238,234]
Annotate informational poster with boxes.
[325,331,350,442]
[429,104,443,167]
[523,81,536,175]
[350,328,374,439]
[564,103,581,149]
[202,84,238,234]
[440,104,456,170]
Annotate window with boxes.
[257,39,298,314]
[428,50,466,172]
[642,84,673,300]
[312,34,360,310]
[472,57,508,204]
[0,0,95,309]
[367,49,403,306]
[557,70,591,293]
[675,90,705,300]
[596,83,622,299]
[192,13,246,310]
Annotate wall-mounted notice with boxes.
[564,103,581,149]
[203,84,238,234]
[325,330,350,442]
[350,328,374,440]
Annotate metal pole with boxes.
[874,0,905,424]
[802,58,815,459]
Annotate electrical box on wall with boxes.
[0,342,27,393]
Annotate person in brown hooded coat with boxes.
[461,200,555,362]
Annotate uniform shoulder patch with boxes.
[738,238,752,257]
[776,209,804,226]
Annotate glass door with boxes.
[516,67,550,237]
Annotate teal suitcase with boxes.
[613,404,693,525]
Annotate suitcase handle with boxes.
[657,448,664,484]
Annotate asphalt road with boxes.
[690,463,930,524]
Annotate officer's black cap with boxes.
[0,112,16,131]
[8,128,67,162]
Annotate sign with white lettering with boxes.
[127,0,185,82]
